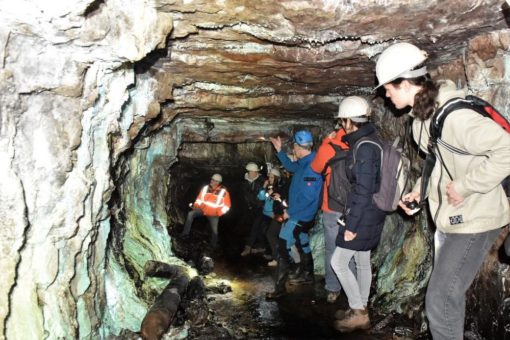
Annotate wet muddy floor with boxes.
[206,254,379,339]
[169,224,422,340]
[183,251,419,339]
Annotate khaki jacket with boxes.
[412,80,510,233]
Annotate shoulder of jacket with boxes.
[437,79,467,106]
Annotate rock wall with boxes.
[0,1,172,338]
[0,0,509,338]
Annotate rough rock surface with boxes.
[0,0,509,339]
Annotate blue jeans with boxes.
[323,211,342,293]
[182,209,219,247]
[426,228,500,340]
[279,219,311,254]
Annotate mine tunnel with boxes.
[2,1,510,340]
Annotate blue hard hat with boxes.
[293,130,313,146]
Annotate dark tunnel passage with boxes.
[167,141,278,251]
[164,140,419,339]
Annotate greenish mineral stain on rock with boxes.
[373,212,432,317]
[102,133,185,336]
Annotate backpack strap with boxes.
[353,137,383,173]
[428,96,500,181]
[326,143,348,163]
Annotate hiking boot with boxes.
[334,308,352,320]
[327,291,341,303]
[240,246,251,256]
[267,260,278,267]
[334,308,370,332]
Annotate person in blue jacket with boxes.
[330,96,386,333]
[266,130,323,299]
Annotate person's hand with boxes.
[399,191,421,215]
[272,192,281,200]
[263,179,269,188]
[344,230,357,241]
[269,136,282,152]
[446,182,464,206]
[283,210,289,220]
[328,131,337,139]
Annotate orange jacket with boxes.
[311,128,349,213]
[193,184,231,217]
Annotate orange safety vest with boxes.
[193,185,231,217]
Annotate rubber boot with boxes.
[334,308,370,332]
[265,256,289,300]
[288,252,314,285]
[266,239,291,300]
[288,261,302,281]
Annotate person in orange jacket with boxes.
[311,124,349,303]
[180,173,231,248]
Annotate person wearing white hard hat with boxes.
[377,42,510,339]
[180,173,231,248]
[328,96,387,333]
[311,98,357,304]
[240,162,267,256]
[256,167,290,266]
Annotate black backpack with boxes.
[325,143,350,213]
[420,95,510,202]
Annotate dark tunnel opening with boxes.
[163,139,421,339]
[167,141,278,259]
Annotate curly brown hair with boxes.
[389,74,439,120]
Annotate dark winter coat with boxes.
[336,123,386,251]
[241,173,265,210]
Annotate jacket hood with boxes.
[244,172,260,183]
[436,79,467,106]
[342,123,377,146]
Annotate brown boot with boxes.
[333,308,370,332]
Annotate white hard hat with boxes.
[269,168,281,177]
[336,96,371,122]
[375,42,428,88]
[211,173,222,182]
[246,162,259,172]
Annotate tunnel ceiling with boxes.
[149,0,509,121]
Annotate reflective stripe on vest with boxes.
[200,187,226,209]
[196,185,209,205]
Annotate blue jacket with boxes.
[276,151,323,222]
[336,123,386,251]
[257,189,275,218]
